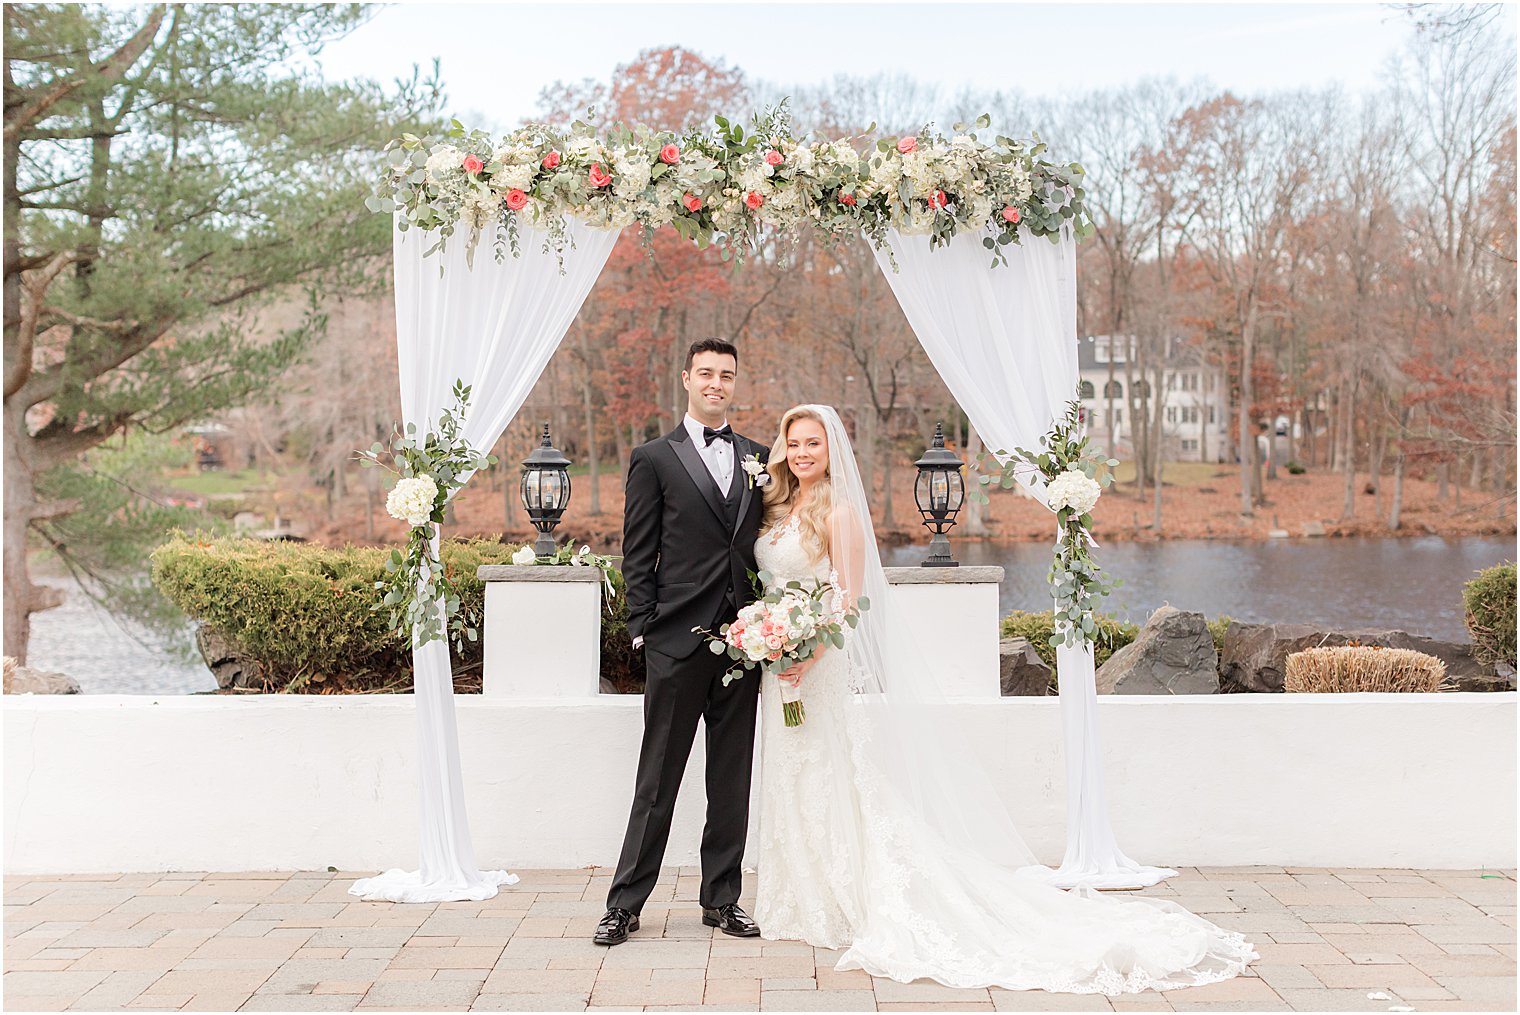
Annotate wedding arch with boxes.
[350,111,1174,903]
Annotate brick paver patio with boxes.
[4,867,1514,1012]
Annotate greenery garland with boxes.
[356,381,496,650]
[975,397,1122,650]
[368,104,1091,270]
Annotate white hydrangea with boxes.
[386,475,439,528]
[566,136,600,160]
[790,146,816,174]
[496,164,535,191]
[1047,469,1102,515]
[951,133,978,149]
[612,151,651,197]
[425,145,462,183]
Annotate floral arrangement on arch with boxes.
[357,381,497,650]
[367,104,1092,270]
[973,396,1122,651]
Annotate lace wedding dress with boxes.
[750,514,1257,994]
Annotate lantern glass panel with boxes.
[522,472,542,511]
[947,470,964,508]
[930,471,949,512]
[543,470,564,511]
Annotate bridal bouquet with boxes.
[705,575,869,727]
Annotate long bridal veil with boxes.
[810,404,1041,869]
[804,403,1256,992]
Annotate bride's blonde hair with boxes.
[759,406,834,566]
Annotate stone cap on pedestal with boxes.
[477,565,603,582]
[883,566,1003,584]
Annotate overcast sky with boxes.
[313,1,1512,130]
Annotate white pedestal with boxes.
[479,565,602,697]
[884,566,1004,697]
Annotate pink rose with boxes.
[767,650,783,662]
[897,136,917,154]
[660,143,680,165]
[505,189,528,211]
[764,149,784,167]
[745,191,764,210]
[683,192,702,212]
[542,151,561,170]
[928,190,947,209]
[1002,206,1020,223]
[765,634,784,651]
[588,163,612,188]
[838,192,857,206]
[461,154,483,174]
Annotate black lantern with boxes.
[520,422,572,557]
[914,421,965,568]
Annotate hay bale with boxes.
[1285,646,1444,693]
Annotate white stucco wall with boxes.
[5,692,1513,874]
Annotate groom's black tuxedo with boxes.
[608,422,768,914]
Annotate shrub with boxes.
[999,609,1138,691]
[1285,646,1444,692]
[1207,615,1233,657]
[1463,562,1517,669]
[1285,461,1306,475]
[151,535,643,693]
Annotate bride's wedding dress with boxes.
[749,415,1257,994]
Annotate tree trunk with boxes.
[3,400,34,662]
[1369,425,1387,519]
[1340,377,1357,520]
[879,410,894,528]
[578,332,601,516]
[1437,460,1449,502]
[1238,308,1257,516]
[1152,458,1164,532]
[1392,440,1404,531]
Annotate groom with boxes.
[595,338,768,946]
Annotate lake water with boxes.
[884,534,1516,642]
[25,535,1515,694]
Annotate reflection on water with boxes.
[25,536,1515,694]
[884,535,1516,643]
[26,576,212,696]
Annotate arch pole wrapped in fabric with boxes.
[350,219,619,903]
[870,225,1174,890]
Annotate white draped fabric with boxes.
[350,220,619,903]
[871,226,1174,891]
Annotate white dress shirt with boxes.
[684,413,735,493]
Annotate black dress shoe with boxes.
[594,907,639,946]
[702,902,760,937]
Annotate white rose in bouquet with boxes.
[1046,468,1102,515]
[386,475,440,528]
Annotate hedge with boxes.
[151,535,645,693]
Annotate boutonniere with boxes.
[741,453,771,490]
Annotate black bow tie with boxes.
[702,424,734,447]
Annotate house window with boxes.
[1208,406,1216,424]
[1181,438,1199,452]
[1182,372,1199,391]
[1079,380,1095,399]
[1182,406,1199,424]
[1165,406,1177,424]
[1135,379,1151,399]
[1104,380,1123,399]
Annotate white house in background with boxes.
[1077,335,1233,464]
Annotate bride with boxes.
[748,404,1257,994]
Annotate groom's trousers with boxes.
[607,642,760,914]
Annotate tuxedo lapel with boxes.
[669,426,728,530]
[732,438,756,538]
